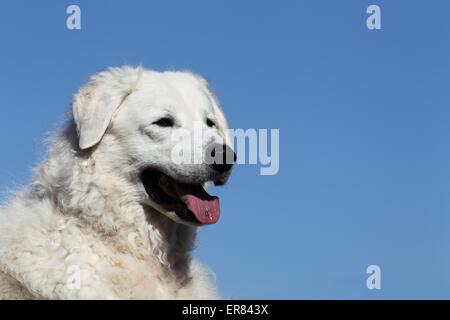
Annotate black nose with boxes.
[207,144,237,173]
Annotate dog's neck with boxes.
[32,123,197,284]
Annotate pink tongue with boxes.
[172,184,220,225]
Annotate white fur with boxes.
[0,66,231,299]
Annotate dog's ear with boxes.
[72,66,141,150]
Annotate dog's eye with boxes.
[153,117,174,127]
[206,118,216,128]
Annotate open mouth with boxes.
[141,169,220,225]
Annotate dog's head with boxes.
[72,66,235,226]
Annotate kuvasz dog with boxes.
[0,66,235,299]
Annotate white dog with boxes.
[0,66,235,299]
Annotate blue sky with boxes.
[1,0,450,299]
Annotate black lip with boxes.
[140,169,201,224]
